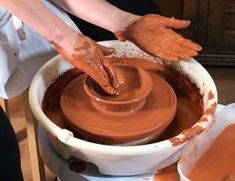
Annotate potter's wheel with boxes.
[38,105,225,181]
[32,41,218,176]
[60,69,177,144]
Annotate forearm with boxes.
[0,0,79,53]
[52,0,140,32]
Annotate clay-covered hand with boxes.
[52,35,119,95]
[115,14,202,61]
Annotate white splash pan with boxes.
[178,103,235,181]
[29,40,217,175]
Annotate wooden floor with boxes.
[2,65,235,181]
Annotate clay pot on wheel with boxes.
[60,64,176,145]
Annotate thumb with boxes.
[165,17,191,29]
[114,31,127,42]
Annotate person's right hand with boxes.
[115,14,202,62]
[51,34,120,95]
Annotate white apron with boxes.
[0,0,79,98]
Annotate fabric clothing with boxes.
[0,0,159,98]
[0,106,23,181]
[0,0,79,99]
[0,1,160,180]
[0,2,79,180]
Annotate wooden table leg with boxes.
[4,99,10,117]
[0,98,10,117]
[23,89,46,181]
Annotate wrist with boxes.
[50,28,82,55]
[110,11,141,33]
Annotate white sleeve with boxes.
[0,8,21,98]
[0,1,80,99]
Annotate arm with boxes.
[0,0,77,53]
[0,0,119,95]
[52,0,140,33]
[53,0,202,61]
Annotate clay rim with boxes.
[83,64,153,106]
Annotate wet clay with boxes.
[187,123,235,181]
[42,57,203,144]
[115,14,202,61]
[154,163,180,181]
[52,35,120,95]
[84,64,153,103]
[60,68,176,144]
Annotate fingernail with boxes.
[187,57,192,61]
[113,88,120,96]
[173,57,179,61]
[192,51,198,56]
[114,82,120,89]
[197,45,202,51]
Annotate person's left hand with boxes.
[115,14,202,61]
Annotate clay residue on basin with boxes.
[187,123,235,181]
[42,57,203,144]
[154,163,180,181]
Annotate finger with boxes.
[97,44,115,56]
[169,48,192,61]
[151,46,179,61]
[93,74,118,95]
[102,57,120,92]
[79,59,109,88]
[95,58,119,95]
[158,37,192,60]
[165,17,191,29]
[177,45,198,57]
[114,31,127,42]
[80,58,118,95]
[158,52,179,62]
[159,29,199,57]
[178,37,202,51]
[163,48,191,61]
[171,43,198,58]
[154,42,191,61]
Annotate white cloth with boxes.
[0,1,79,99]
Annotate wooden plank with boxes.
[22,89,46,181]
[207,0,235,49]
[0,98,5,111]
[0,98,10,117]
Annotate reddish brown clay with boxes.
[154,163,180,181]
[42,57,203,144]
[83,64,153,112]
[115,14,202,62]
[208,90,215,100]
[187,124,235,181]
[60,64,176,144]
